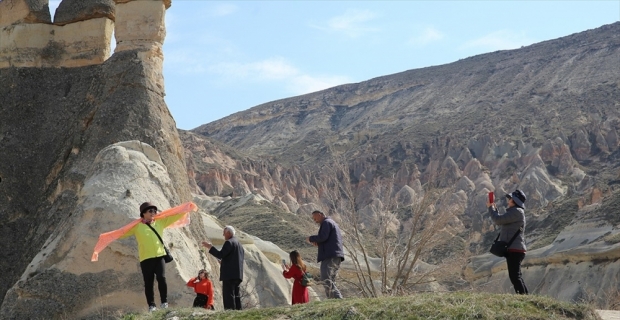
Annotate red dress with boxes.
[283,264,309,304]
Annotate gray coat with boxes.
[489,205,526,251]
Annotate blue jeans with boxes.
[320,257,343,299]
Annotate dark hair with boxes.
[311,210,325,216]
[289,250,306,272]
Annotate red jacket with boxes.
[186,277,214,308]
[283,264,309,304]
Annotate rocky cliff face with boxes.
[0,1,293,318]
[187,22,620,305]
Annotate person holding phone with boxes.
[487,189,529,294]
[187,269,214,310]
[282,250,310,304]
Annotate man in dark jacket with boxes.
[202,225,245,309]
[307,210,344,299]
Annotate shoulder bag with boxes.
[146,223,174,263]
[490,227,522,257]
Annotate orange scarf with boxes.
[91,202,197,261]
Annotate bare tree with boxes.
[317,157,457,297]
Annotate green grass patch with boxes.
[121,292,599,320]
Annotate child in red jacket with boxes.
[187,269,214,310]
[282,250,309,304]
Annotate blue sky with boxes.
[49,1,620,130]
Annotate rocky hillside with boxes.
[186,22,620,305]
[0,1,295,319]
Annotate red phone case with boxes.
[488,192,494,203]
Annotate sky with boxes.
[48,1,620,130]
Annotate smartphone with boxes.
[282,259,286,265]
[488,191,494,203]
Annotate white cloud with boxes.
[408,27,444,46]
[208,57,298,80]
[210,3,238,17]
[288,74,351,95]
[312,9,379,38]
[461,30,535,52]
[165,49,212,74]
[167,54,350,95]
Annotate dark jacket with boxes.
[489,205,526,251]
[209,236,244,281]
[309,217,344,262]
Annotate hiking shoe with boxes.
[148,305,157,312]
[161,302,168,309]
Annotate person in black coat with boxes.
[202,225,245,310]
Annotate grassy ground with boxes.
[120,292,600,320]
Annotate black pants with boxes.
[193,293,209,308]
[505,252,528,294]
[222,279,242,310]
[140,257,167,307]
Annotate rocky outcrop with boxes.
[0,0,195,317]
[0,141,292,319]
[53,0,115,25]
[0,0,168,68]
[0,0,52,25]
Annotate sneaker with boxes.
[148,305,157,312]
[161,302,168,309]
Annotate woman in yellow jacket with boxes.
[121,202,186,312]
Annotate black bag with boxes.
[193,293,208,308]
[146,223,174,263]
[163,247,174,263]
[490,227,522,257]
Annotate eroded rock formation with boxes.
[0,1,293,318]
[184,22,620,305]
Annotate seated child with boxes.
[187,269,214,309]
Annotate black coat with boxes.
[209,236,244,281]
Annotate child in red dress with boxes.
[282,250,310,304]
[186,269,214,310]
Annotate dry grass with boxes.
[121,292,601,320]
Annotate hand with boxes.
[201,241,213,249]
[486,201,496,209]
